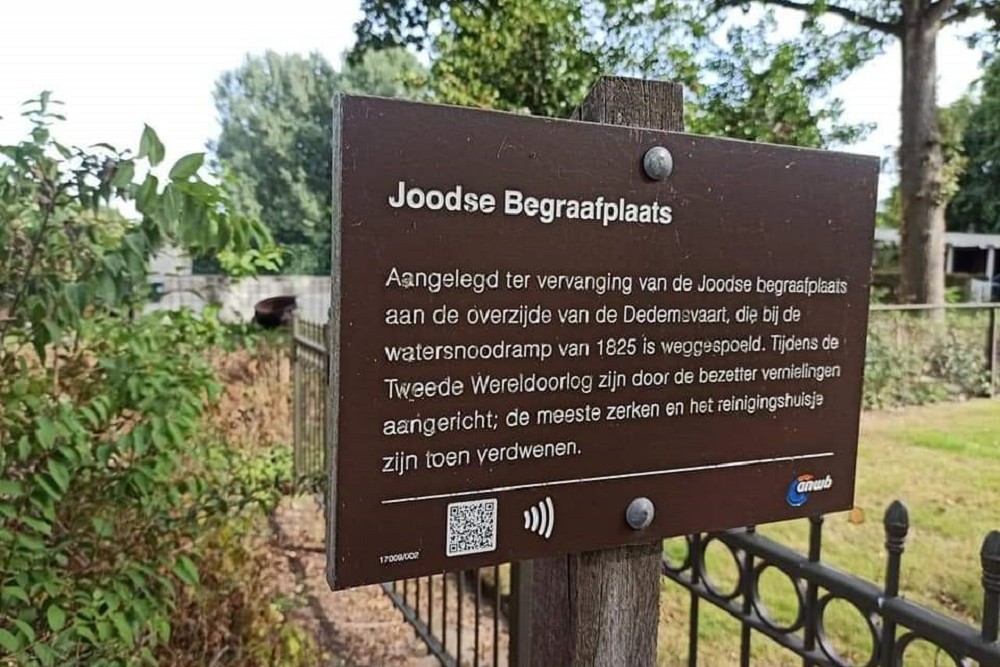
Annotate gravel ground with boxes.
[270,496,439,667]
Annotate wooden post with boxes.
[523,77,684,667]
[989,306,998,398]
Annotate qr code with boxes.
[446,498,498,557]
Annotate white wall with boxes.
[148,245,192,277]
[146,275,331,323]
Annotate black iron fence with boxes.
[291,311,1000,667]
[292,317,517,665]
[661,503,1000,667]
[291,317,327,485]
[382,568,514,667]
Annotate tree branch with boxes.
[928,0,958,24]
[942,1,999,25]
[0,200,57,344]
[714,0,901,35]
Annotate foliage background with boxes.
[1,99,314,666]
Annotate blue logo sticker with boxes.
[786,474,834,507]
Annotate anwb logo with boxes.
[786,474,834,507]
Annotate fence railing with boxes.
[382,568,513,667]
[291,308,1000,667]
[662,503,1000,667]
[292,317,518,665]
[291,317,328,486]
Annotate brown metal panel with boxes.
[327,94,879,590]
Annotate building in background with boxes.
[873,229,1000,302]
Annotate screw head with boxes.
[626,497,655,530]
[643,146,673,181]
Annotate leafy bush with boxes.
[1,313,315,666]
[1,97,311,666]
[160,515,321,667]
[864,309,992,409]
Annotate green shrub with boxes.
[0,313,305,664]
[863,309,991,408]
[2,317,194,663]
[160,513,321,667]
[1,97,299,666]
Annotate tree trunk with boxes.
[898,3,945,304]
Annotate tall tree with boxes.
[875,97,971,230]
[706,0,999,303]
[948,56,1000,233]
[212,52,338,274]
[342,46,427,98]
[683,12,874,147]
[358,1,869,148]
[212,49,423,273]
[428,0,602,117]
[361,0,999,301]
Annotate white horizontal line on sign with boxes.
[381,451,835,505]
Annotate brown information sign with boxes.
[326,95,878,590]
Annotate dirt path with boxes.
[269,496,439,667]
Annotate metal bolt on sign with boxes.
[642,146,673,181]
[626,497,655,530]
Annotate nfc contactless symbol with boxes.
[523,497,555,539]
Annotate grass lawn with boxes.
[657,399,1000,666]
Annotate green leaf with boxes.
[97,272,117,304]
[95,444,112,466]
[17,533,46,551]
[172,555,199,586]
[37,418,57,449]
[12,618,36,643]
[0,627,19,652]
[0,480,22,496]
[136,174,159,212]
[47,604,67,632]
[92,517,112,538]
[109,612,133,646]
[138,125,165,166]
[22,515,52,536]
[17,437,31,460]
[92,397,110,422]
[47,459,69,492]
[168,153,204,180]
[73,622,97,643]
[2,586,30,604]
[152,616,170,643]
[159,185,181,228]
[80,406,100,428]
[41,319,60,348]
[33,474,61,501]
[110,159,135,188]
[33,643,56,667]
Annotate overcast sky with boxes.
[0,1,987,200]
